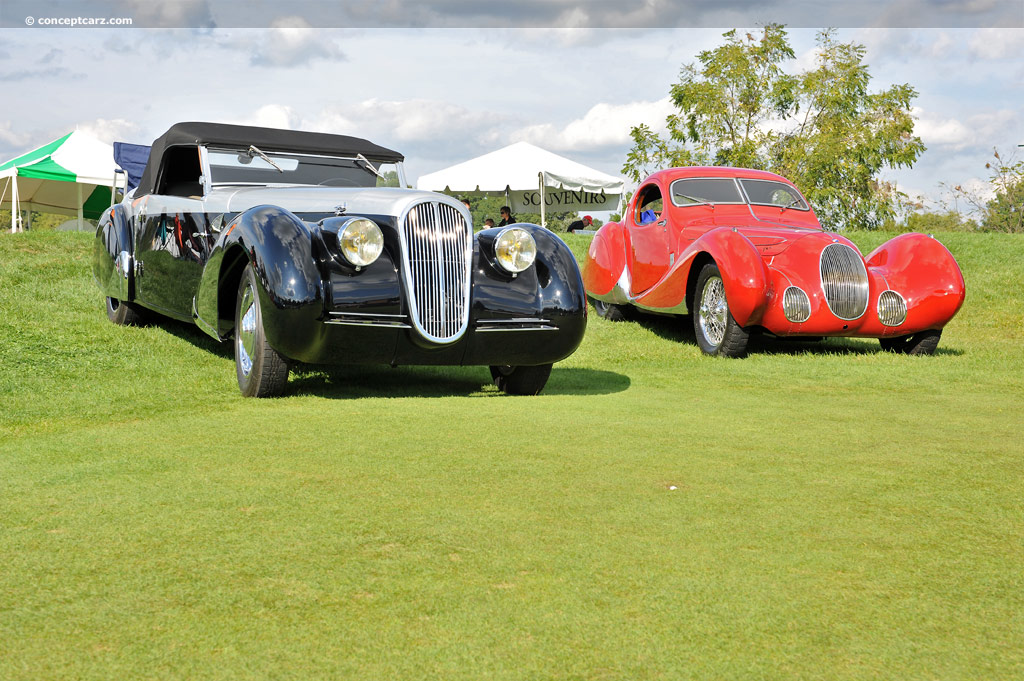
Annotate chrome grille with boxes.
[819,243,869,320]
[399,201,472,343]
[877,290,907,326]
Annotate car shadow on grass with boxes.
[148,316,631,397]
[286,365,630,399]
[156,315,234,360]
[627,312,964,357]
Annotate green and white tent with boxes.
[0,130,116,233]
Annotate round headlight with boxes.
[783,286,811,323]
[338,218,383,268]
[494,227,537,273]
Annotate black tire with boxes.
[591,298,629,321]
[693,263,749,357]
[105,296,147,326]
[235,264,289,397]
[879,329,942,356]
[489,363,553,395]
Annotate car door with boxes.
[626,181,674,295]
[133,145,212,319]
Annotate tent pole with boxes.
[539,172,546,228]
[77,183,84,231]
[11,175,18,233]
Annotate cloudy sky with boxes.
[1,0,1023,212]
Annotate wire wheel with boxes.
[697,276,728,347]
[692,262,749,357]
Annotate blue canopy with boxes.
[113,142,151,193]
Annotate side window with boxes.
[633,184,663,225]
[156,146,204,198]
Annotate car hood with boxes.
[203,185,459,217]
[729,224,824,256]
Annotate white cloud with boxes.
[75,118,142,145]
[248,18,347,67]
[230,104,302,130]
[0,120,31,148]
[913,107,1019,151]
[309,99,505,145]
[510,98,674,152]
[967,29,1024,60]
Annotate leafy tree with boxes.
[623,25,925,231]
[944,149,1024,233]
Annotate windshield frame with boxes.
[668,177,746,207]
[199,146,407,190]
[737,178,810,211]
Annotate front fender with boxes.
[195,205,324,352]
[92,204,134,301]
[635,227,770,326]
[471,224,587,362]
[865,232,966,330]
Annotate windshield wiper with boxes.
[676,193,715,207]
[780,197,804,212]
[247,145,283,173]
[356,154,385,180]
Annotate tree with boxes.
[946,148,1024,233]
[623,25,925,230]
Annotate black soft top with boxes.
[136,121,404,196]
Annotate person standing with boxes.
[498,206,515,226]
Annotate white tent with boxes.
[0,130,117,233]
[417,142,624,226]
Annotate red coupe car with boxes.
[583,167,965,356]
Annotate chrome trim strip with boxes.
[476,318,552,324]
[476,326,557,332]
[329,310,406,319]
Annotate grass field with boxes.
[1,229,1022,680]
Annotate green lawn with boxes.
[1,230,1022,680]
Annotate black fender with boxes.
[92,204,134,302]
[194,205,325,358]
[468,223,588,364]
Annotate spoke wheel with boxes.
[693,263,749,357]
[235,264,289,397]
[489,364,553,395]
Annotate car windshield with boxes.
[670,178,744,206]
[739,179,808,210]
[207,148,402,188]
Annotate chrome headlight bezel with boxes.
[493,227,537,274]
[877,290,908,326]
[782,285,811,323]
[337,217,384,268]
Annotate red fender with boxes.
[582,221,627,297]
[866,233,965,330]
[635,227,770,326]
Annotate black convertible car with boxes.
[93,122,586,396]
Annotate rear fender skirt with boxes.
[92,204,134,301]
[865,233,966,330]
[634,226,770,327]
[194,205,325,351]
[582,221,629,303]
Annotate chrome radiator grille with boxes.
[819,243,869,320]
[399,201,472,343]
